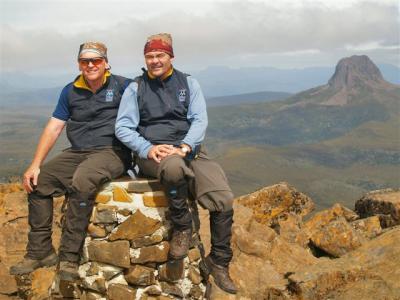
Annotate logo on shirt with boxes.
[177,89,187,102]
[105,89,114,102]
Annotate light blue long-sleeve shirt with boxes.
[115,76,208,159]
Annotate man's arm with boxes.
[23,117,65,193]
[181,77,208,151]
[116,82,174,163]
[115,82,154,159]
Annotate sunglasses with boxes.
[79,57,105,67]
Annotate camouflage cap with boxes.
[78,42,108,61]
[144,33,174,57]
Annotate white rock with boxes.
[106,274,128,288]
[130,248,141,259]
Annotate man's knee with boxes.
[158,155,194,186]
[71,167,106,196]
[34,166,65,197]
[198,190,234,212]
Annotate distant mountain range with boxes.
[0,62,398,99]
[207,91,291,107]
[205,55,400,208]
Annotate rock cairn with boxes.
[50,177,206,299]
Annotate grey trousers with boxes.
[137,148,234,266]
[137,148,234,212]
[27,148,129,262]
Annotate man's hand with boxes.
[168,147,187,158]
[23,166,40,193]
[147,144,174,163]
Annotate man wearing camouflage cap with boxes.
[10,42,132,280]
[116,33,237,294]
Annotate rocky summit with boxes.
[0,181,399,299]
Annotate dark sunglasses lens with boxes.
[91,58,104,65]
[79,58,104,67]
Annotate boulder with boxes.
[355,188,400,228]
[0,262,18,296]
[309,216,365,257]
[236,182,314,226]
[351,216,382,239]
[30,268,56,300]
[288,227,400,299]
[296,203,361,253]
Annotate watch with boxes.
[180,145,190,154]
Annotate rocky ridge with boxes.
[0,181,399,299]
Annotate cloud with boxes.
[1,0,399,73]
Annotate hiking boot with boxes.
[58,261,80,281]
[10,252,58,275]
[201,255,237,294]
[169,228,192,259]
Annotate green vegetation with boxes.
[1,78,399,210]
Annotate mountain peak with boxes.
[328,55,385,89]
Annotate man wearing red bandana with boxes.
[116,33,237,294]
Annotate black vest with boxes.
[136,69,191,146]
[66,74,130,149]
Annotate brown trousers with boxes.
[27,148,130,261]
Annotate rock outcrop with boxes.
[355,188,400,228]
[1,182,399,299]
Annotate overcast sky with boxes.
[1,0,399,76]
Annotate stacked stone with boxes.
[53,177,205,299]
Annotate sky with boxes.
[0,0,399,76]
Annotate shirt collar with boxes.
[73,70,111,91]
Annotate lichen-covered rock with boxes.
[309,216,365,257]
[355,189,400,228]
[236,182,315,226]
[288,227,400,299]
[87,240,130,268]
[277,213,302,244]
[303,203,359,232]
[30,268,55,300]
[109,210,161,241]
[296,203,360,249]
[0,262,18,296]
[351,215,382,239]
[230,208,316,299]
